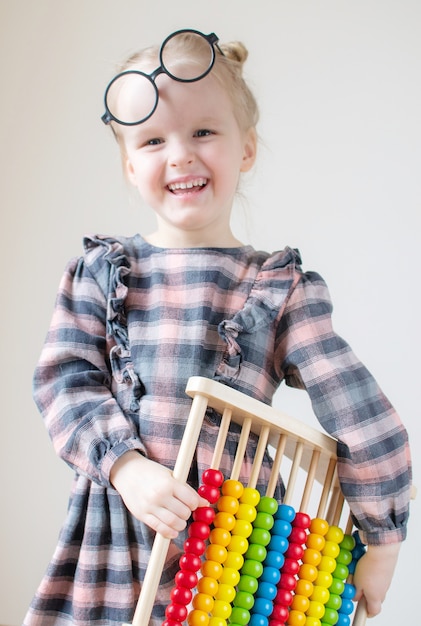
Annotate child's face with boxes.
[118,72,256,246]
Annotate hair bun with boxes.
[220,41,249,67]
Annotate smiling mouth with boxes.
[167,178,208,193]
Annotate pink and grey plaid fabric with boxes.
[24,235,411,625]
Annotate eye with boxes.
[194,129,214,138]
[145,137,164,146]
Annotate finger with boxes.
[173,482,209,511]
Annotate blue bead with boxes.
[260,565,281,585]
[342,583,356,600]
[268,534,288,553]
[249,612,269,626]
[256,581,277,600]
[275,504,296,522]
[272,519,292,537]
[264,550,284,570]
[340,598,354,615]
[336,614,351,626]
[252,597,273,617]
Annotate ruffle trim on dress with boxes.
[83,235,144,411]
[215,247,302,382]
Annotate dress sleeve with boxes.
[33,255,146,487]
[274,270,412,545]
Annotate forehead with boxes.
[117,71,236,131]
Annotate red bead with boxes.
[175,570,198,589]
[165,603,188,621]
[202,468,224,487]
[188,521,211,540]
[284,543,304,560]
[294,512,311,529]
[289,527,307,545]
[271,604,290,621]
[183,538,206,556]
[198,484,220,503]
[275,587,293,605]
[193,506,216,524]
[162,620,182,626]
[282,557,300,575]
[278,572,297,591]
[170,586,192,605]
[179,553,201,571]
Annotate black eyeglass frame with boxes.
[101,29,224,127]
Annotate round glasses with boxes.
[101,29,223,127]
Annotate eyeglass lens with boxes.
[104,31,215,126]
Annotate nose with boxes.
[168,138,195,168]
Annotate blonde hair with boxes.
[109,33,259,145]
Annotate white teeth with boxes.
[168,178,207,191]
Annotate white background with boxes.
[0,1,419,624]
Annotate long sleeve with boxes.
[33,255,146,487]
[275,269,412,545]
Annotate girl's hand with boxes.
[352,542,401,617]
[110,451,208,539]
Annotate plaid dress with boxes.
[24,234,411,625]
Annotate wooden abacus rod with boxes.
[266,432,287,498]
[317,457,337,519]
[300,448,320,512]
[230,416,252,480]
[209,407,232,468]
[283,440,304,503]
[248,425,270,489]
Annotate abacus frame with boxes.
[124,376,375,626]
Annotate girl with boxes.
[25,29,411,626]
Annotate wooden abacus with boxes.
[123,376,378,626]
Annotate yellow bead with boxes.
[212,600,232,619]
[310,585,330,604]
[306,533,326,551]
[210,527,231,547]
[208,619,227,626]
[239,487,260,507]
[213,512,236,531]
[219,566,241,586]
[200,560,222,580]
[215,583,236,603]
[309,518,329,536]
[222,479,244,499]
[236,503,257,522]
[233,519,253,538]
[318,556,336,574]
[315,570,333,589]
[302,548,322,567]
[298,563,318,582]
[322,541,340,559]
[197,576,219,596]
[193,592,215,612]
[224,551,244,570]
[287,609,307,626]
[227,534,249,554]
[306,600,326,619]
[291,594,310,612]
[205,544,227,564]
[295,578,314,597]
[187,609,210,626]
[218,495,239,515]
[304,617,322,626]
[325,525,344,544]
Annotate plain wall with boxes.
[1,1,419,624]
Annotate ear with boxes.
[124,156,138,186]
[240,127,257,172]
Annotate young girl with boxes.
[25,29,411,626]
